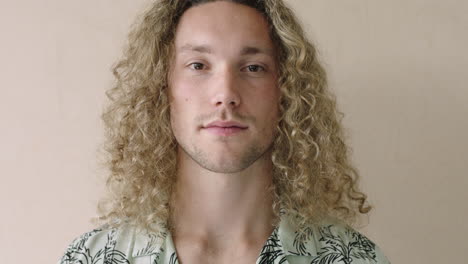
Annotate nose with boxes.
[210,67,241,109]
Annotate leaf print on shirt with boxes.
[291,227,315,256]
[59,228,130,264]
[257,227,287,264]
[169,252,178,264]
[310,225,377,264]
[134,232,166,257]
[60,228,103,264]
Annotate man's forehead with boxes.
[173,2,277,58]
[177,43,276,58]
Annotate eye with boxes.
[243,64,265,73]
[188,62,205,70]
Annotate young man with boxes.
[59,1,390,263]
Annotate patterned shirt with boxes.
[58,216,390,264]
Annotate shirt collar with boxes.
[131,215,322,260]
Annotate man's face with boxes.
[168,1,280,174]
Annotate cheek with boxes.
[170,96,191,126]
[170,80,196,111]
[169,85,200,132]
[254,85,280,116]
[260,88,281,129]
[170,77,201,104]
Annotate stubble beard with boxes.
[179,138,274,174]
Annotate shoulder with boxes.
[57,224,165,264]
[58,225,131,264]
[312,223,390,264]
[279,219,391,264]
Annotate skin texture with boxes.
[168,1,280,263]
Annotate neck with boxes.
[168,149,277,249]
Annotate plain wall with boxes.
[1,0,467,263]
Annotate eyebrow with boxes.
[178,44,275,58]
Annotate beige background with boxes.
[1,0,467,263]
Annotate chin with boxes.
[202,163,248,174]
[196,154,250,174]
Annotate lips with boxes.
[203,120,248,136]
[204,120,248,129]
[203,126,247,136]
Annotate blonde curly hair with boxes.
[95,0,371,235]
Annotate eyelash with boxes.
[188,62,266,72]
